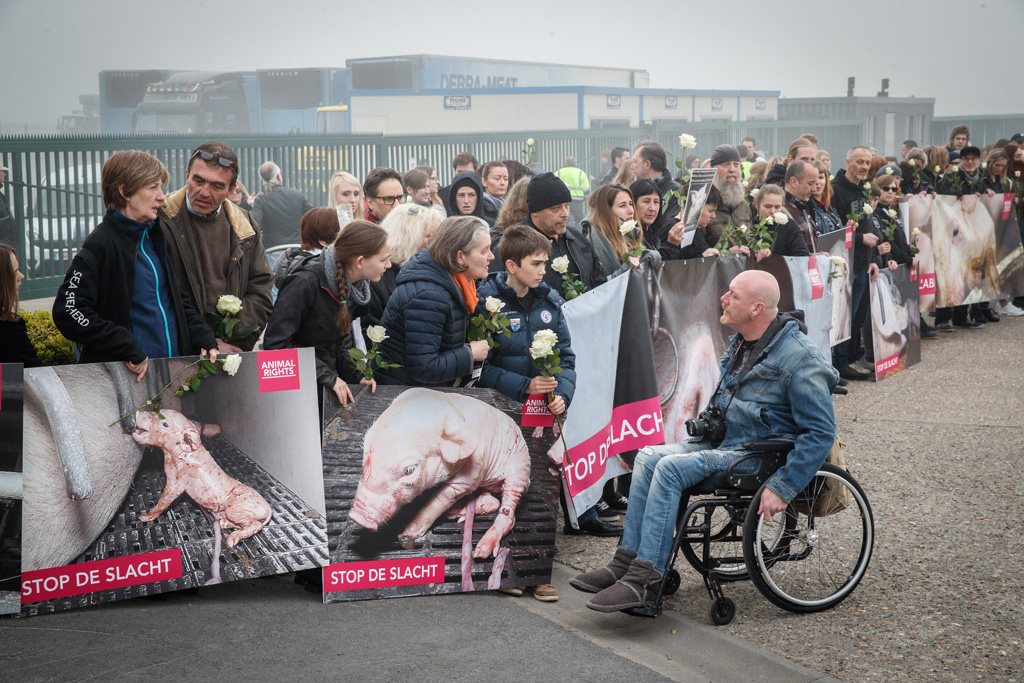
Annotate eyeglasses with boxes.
[190,149,237,170]
[374,194,406,206]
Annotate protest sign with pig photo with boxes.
[869,264,921,381]
[819,227,853,346]
[321,385,560,602]
[19,349,327,616]
[930,195,1002,307]
[1,363,24,615]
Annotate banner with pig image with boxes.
[19,349,327,616]
[321,386,560,602]
[556,271,665,522]
[1,364,24,615]
[869,264,921,381]
[928,194,1024,308]
[818,227,853,346]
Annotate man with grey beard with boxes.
[704,144,751,246]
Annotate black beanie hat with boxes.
[709,144,741,166]
[527,172,572,213]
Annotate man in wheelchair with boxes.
[572,270,840,613]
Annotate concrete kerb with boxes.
[514,562,840,683]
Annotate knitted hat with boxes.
[526,172,572,213]
[709,144,740,166]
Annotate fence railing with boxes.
[1,118,862,300]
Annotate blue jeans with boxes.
[621,442,754,571]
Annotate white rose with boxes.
[749,188,759,198]
[907,159,916,167]
[222,354,242,377]
[529,339,554,360]
[773,212,789,225]
[534,329,558,347]
[863,182,872,190]
[829,255,846,267]
[216,294,243,316]
[829,174,835,181]
[678,133,697,149]
[366,325,388,344]
[484,297,504,314]
[180,382,190,392]
[887,208,897,219]
[862,202,874,214]
[1016,171,1021,178]
[526,138,535,147]
[618,219,637,236]
[551,256,569,274]
[935,165,942,174]
[912,227,921,237]
[982,162,987,170]
[738,224,749,234]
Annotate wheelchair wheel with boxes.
[742,464,873,613]
[678,495,749,582]
[662,569,681,596]
[708,596,735,625]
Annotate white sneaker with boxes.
[996,302,1024,316]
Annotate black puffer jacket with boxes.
[375,249,474,387]
[263,252,362,391]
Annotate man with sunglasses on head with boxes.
[158,141,273,353]
[362,167,405,224]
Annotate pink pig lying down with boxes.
[349,388,532,559]
[132,409,272,551]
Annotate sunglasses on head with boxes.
[191,149,237,170]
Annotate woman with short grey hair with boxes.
[376,216,493,386]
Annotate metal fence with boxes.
[1,119,862,300]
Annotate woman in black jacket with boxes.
[264,213,391,406]
[0,243,41,366]
[51,151,217,379]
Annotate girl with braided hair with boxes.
[264,210,391,406]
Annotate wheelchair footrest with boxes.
[624,601,662,618]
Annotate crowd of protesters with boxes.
[1,126,1023,599]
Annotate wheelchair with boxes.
[627,438,874,625]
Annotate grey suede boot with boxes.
[569,547,637,594]
[585,557,662,613]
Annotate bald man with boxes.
[574,270,840,614]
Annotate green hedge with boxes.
[19,310,76,366]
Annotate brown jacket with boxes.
[158,187,273,350]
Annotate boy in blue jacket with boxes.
[475,225,576,413]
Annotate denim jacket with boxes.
[710,312,839,502]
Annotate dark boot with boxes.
[586,557,662,613]
[569,547,636,594]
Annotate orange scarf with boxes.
[452,272,478,315]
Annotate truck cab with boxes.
[132,72,255,135]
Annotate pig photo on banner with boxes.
[1,363,24,615]
[19,349,327,616]
[651,257,742,444]
[321,386,560,602]
[558,271,663,521]
[903,195,937,313]
[869,264,921,381]
[818,228,853,346]
[930,195,1001,307]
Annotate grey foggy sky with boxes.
[1,0,1021,134]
